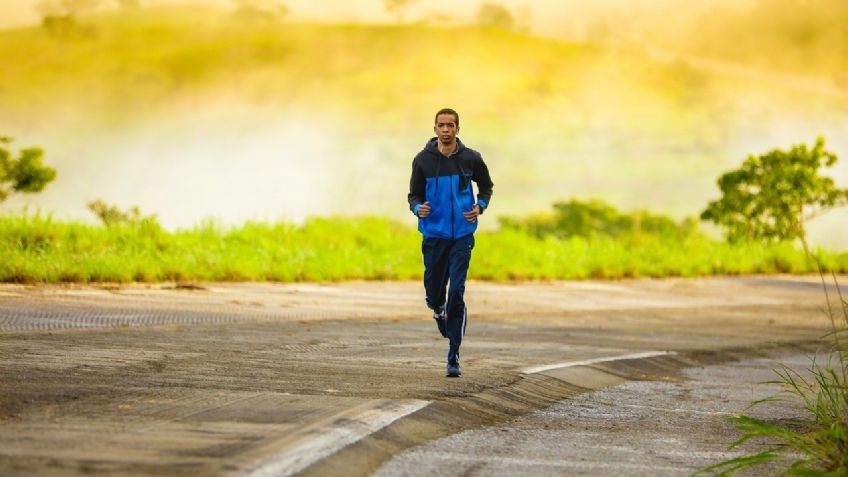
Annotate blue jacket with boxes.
[407,137,494,239]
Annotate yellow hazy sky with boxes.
[0,0,750,38]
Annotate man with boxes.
[407,108,494,378]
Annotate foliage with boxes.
[0,213,845,283]
[499,198,696,240]
[41,14,79,37]
[701,137,848,243]
[36,0,100,37]
[383,0,417,23]
[695,273,848,476]
[476,3,516,30]
[0,137,57,204]
[86,199,159,228]
[232,0,289,23]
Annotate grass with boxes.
[1,213,846,283]
[695,272,848,476]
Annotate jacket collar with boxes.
[424,137,465,157]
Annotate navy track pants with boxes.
[422,233,474,364]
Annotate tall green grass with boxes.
[1,213,846,283]
[695,273,848,476]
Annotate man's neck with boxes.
[438,140,457,157]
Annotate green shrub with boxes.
[498,198,695,240]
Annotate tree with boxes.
[36,0,100,37]
[476,2,515,30]
[701,137,848,244]
[232,0,290,23]
[0,137,57,204]
[383,0,416,24]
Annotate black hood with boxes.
[424,137,466,156]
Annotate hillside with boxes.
[1,6,725,132]
[0,6,846,247]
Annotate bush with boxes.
[701,137,848,243]
[476,3,515,30]
[0,136,57,204]
[498,198,695,240]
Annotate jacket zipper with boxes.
[450,173,454,239]
[435,147,460,240]
[449,151,457,239]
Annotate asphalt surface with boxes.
[0,276,840,476]
[375,352,815,476]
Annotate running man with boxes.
[407,108,494,377]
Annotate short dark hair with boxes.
[434,108,459,126]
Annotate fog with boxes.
[1,0,846,248]
[5,90,845,247]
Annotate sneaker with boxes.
[432,306,447,338]
[446,362,462,377]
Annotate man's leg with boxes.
[422,238,451,336]
[445,234,474,368]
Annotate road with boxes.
[0,276,839,476]
[375,351,816,476]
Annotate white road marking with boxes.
[247,399,430,477]
[522,351,675,374]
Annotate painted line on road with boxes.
[247,399,430,477]
[522,351,675,374]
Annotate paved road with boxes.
[0,277,839,476]
[375,352,814,476]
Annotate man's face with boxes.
[434,114,459,145]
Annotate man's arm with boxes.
[473,153,493,213]
[463,153,493,223]
[408,157,426,216]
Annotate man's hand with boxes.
[417,201,431,218]
[463,204,481,223]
